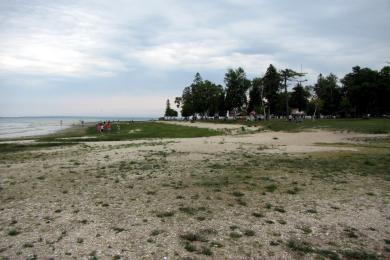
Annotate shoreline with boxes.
[0,118,156,141]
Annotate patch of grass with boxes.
[344,227,358,238]
[112,227,125,233]
[265,184,277,192]
[286,187,300,194]
[258,118,390,134]
[8,229,20,236]
[156,211,175,218]
[305,209,318,214]
[243,229,256,236]
[342,250,378,260]
[22,243,34,248]
[287,239,314,254]
[229,232,242,239]
[210,241,224,248]
[196,216,206,221]
[199,246,212,256]
[300,226,312,234]
[0,142,77,154]
[40,121,222,142]
[274,207,286,213]
[184,242,197,252]
[316,249,340,260]
[252,212,264,218]
[232,191,244,197]
[236,198,247,206]
[229,225,239,230]
[179,206,206,215]
[180,232,208,242]
[200,228,218,235]
[150,229,164,236]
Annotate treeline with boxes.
[165,64,390,118]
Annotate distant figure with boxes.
[106,120,111,131]
[97,121,104,133]
[81,120,84,127]
[60,120,63,127]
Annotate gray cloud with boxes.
[0,0,389,115]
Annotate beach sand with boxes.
[0,123,389,259]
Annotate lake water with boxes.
[0,116,154,139]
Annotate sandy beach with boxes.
[0,121,389,259]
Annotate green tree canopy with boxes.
[247,77,262,114]
[224,67,251,115]
[262,64,281,116]
[314,73,342,116]
[289,83,310,111]
[341,66,390,116]
[164,99,178,118]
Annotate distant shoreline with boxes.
[0,117,156,139]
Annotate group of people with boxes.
[96,120,111,133]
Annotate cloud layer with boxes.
[1,0,389,116]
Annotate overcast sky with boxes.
[0,0,389,117]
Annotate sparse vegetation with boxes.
[1,119,389,259]
[7,229,20,236]
[156,211,175,218]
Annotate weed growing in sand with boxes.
[229,232,242,239]
[344,227,358,238]
[287,239,314,253]
[156,211,175,218]
[23,243,34,248]
[236,198,247,206]
[232,191,244,197]
[265,184,277,192]
[199,246,213,255]
[180,232,208,242]
[287,187,300,194]
[342,250,378,259]
[179,206,206,215]
[184,242,197,252]
[274,206,286,213]
[196,216,206,221]
[300,226,312,234]
[305,208,317,214]
[244,229,256,236]
[8,229,20,236]
[252,212,264,218]
[150,229,165,236]
[112,227,125,234]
